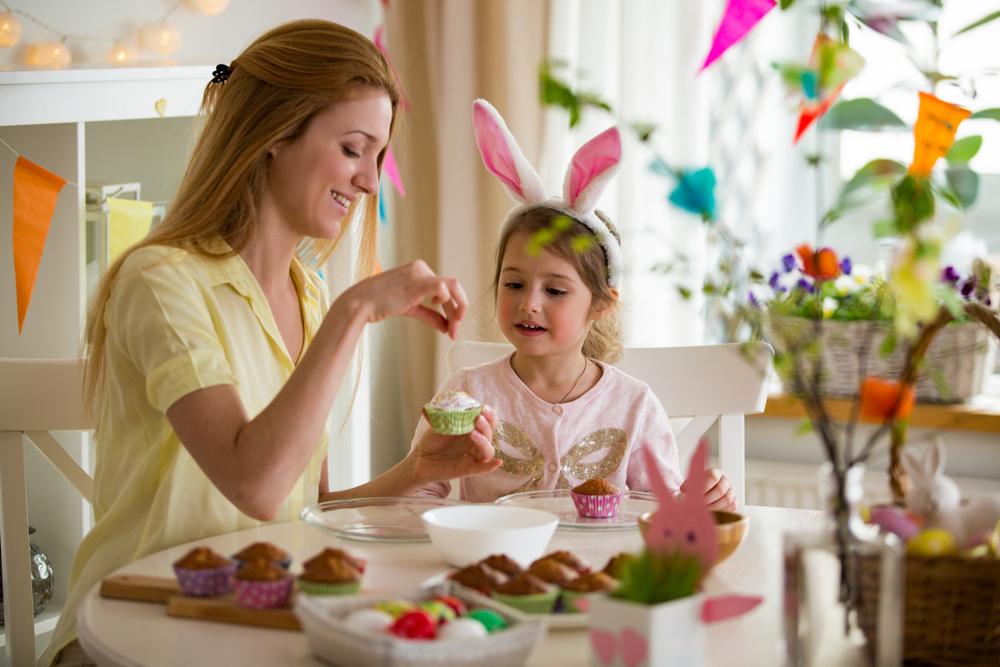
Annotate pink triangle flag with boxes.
[701,594,764,623]
[383,145,405,198]
[374,25,410,112]
[700,0,776,72]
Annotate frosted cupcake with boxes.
[570,478,624,518]
[424,389,483,435]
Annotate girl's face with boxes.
[264,90,392,241]
[497,231,608,360]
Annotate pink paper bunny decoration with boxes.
[642,440,718,572]
[472,98,625,288]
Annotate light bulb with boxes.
[140,21,182,56]
[106,41,138,64]
[28,42,72,67]
[0,12,22,48]
[185,0,229,16]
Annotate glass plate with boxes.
[300,497,472,543]
[493,489,657,532]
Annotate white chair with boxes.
[446,341,774,507]
[0,358,94,667]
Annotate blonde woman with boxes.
[44,20,500,665]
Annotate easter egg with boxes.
[344,608,395,634]
[388,610,437,640]
[420,600,456,624]
[466,608,506,633]
[433,594,468,617]
[374,598,417,619]
[438,618,489,641]
[869,505,920,541]
[907,528,958,557]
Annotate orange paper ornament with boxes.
[909,92,971,178]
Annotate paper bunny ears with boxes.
[472,99,625,289]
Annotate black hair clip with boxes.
[211,63,232,84]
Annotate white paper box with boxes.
[589,593,705,667]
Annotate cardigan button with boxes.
[553,405,563,415]
[547,463,558,473]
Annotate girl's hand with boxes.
[681,467,737,512]
[411,405,502,484]
[342,259,468,339]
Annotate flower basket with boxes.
[854,554,1000,667]
[764,315,997,403]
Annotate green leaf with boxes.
[940,287,964,318]
[780,0,797,8]
[840,159,907,200]
[945,135,982,163]
[954,9,1000,37]
[879,333,896,357]
[794,418,814,437]
[872,220,895,238]
[944,166,980,209]
[819,98,907,131]
[678,286,692,300]
[970,108,1000,122]
[570,234,594,254]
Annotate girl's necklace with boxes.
[558,357,589,404]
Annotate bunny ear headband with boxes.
[472,99,625,289]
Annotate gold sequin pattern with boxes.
[492,421,545,493]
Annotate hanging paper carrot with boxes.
[909,92,971,178]
[859,377,915,421]
[12,156,66,334]
[700,0,776,72]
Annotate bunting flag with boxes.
[373,25,410,112]
[792,34,865,144]
[383,145,406,198]
[12,156,66,333]
[909,92,971,178]
[107,197,154,262]
[700,0,776,72]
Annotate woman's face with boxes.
[264,90,392,240]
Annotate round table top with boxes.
[78,505,824,667]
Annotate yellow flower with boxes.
[890,243,939,336]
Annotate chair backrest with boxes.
[445,341,774,506]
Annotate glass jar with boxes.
[783,463,903,667]
[0,526,55,625]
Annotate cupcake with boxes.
[560,571,618,614]
[526,558,579,587]
[601,552,637,581]
[478,554,523,578]
[297,554,363,596]
[536,550,590,574]
[173,547,237,597]
[232,541,292,569]
[570,478,624,518]
[233,556,293,609]
[303,547,366,574]
[424,390,483,435]
[447,562,508,594]
[490,574,558,614]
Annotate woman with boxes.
[44,20,500,665]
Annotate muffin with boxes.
[478,554,524,578]
[570,478,624,518]
[527,558,579,587]
[537,550,590,574]
[232,556,293,609]
[560,571,618,614]
[232,541,292,569]
[297,554,363,596]
[172,547,237,597]
[490,573,558,614]
[601,552,638,581]
[424,390,483,435]
[447,562,508,594]
[302,547,366,574]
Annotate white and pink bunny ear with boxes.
[563,126,622,216]
[472,99,547,205]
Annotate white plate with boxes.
[493,489,657,532]
[419,572,588,630]
[300,497,472,543]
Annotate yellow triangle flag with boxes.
[910,92,971,178]
[107,197,153,263]
[13,156,66,334]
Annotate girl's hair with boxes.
[492,207,625,364]
[83,19,401,418]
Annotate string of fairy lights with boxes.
[0,0,229,66]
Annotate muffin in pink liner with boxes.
[233,557,294,609]
[570,478,624,518]
[172,547,237,597]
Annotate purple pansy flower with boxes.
[748,292,761,308]
[941,266,960,285]
[769,271,780,289]
[782,254,796,273]
[796,278,815,293]
[960,276,978,298]
[839,257,852,275]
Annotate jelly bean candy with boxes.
[420,600,456,624]
[374,598,416,619]
[466,608,506,633]
[389,609,437,640]
[433,594,468,617]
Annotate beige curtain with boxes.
[370,0,548,473]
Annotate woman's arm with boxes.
[167,260,491,521]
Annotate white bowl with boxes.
[421,505,559,568]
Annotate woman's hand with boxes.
[681,467,737,512]
[341,259,468,339]
[410,405,502,484]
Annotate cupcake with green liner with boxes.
[297,554,362,596]
[424,389,483,435]
[490,573,558,614]
[559,571,618,613]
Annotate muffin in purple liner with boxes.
[570,478,623,518]
[172,547,237,597]
[233,557,293,609]
[232,541,293,570]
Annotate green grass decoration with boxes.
[611,550,702,606]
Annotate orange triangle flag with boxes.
[910,92,971,178]
[13,156,66,333]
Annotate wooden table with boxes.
[77,506,824,667]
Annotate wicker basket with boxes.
[855,554,1000,666]
[764,315,998,403]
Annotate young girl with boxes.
[411,100,736,509]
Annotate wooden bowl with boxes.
[637,510,748,566]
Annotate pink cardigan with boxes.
[412,353,684,502]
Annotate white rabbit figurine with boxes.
[903,439,1000,549]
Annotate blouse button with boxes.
[547,463,558,473]
[553,405,563,415]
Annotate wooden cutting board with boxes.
[100,574,301,631]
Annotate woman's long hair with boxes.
[84,19,400,420]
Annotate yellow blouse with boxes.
[43,237,330,663]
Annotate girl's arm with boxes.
[167,260,496,521]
